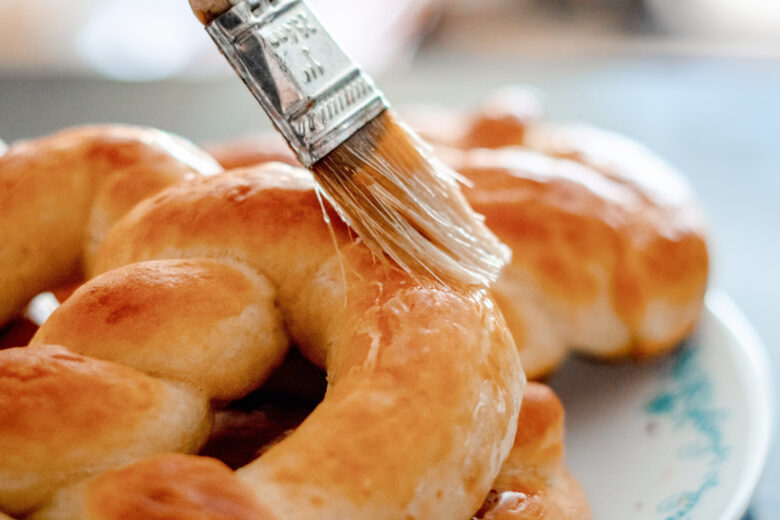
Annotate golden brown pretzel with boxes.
[87,165,524,520]
[1,257,288,514]
[446,145,708,377]
[0,132,560,518]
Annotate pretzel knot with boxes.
[0,128,534,519]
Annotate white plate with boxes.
[547,289,773,520]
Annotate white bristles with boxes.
[312,111,511,288]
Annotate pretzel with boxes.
[208,88,709,378]
[0,130,587,518]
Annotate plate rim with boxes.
[705,289,775,520]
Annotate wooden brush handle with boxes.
[189,0,237,24]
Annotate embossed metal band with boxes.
[207,0,389,166]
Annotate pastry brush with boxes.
[189,0,510,286]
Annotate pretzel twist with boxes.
[0,130,543,518]
[1,256,288,516]
[427,88,708,377]
[86,165,524,520]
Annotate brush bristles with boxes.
[311,110,511,287]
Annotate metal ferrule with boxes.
[207,0,389,166]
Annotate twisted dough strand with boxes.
[31,258,289,402]
[2,108,689,517]
[423,88,708,369]
[2,257,289,515]
[446,145,708,376]
[0,126,221,328]
[0,344,212,514]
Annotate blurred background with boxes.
[0,0,778,517]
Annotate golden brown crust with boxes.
[205,133,300,170]
[399,87,544,153]
[204,105,709,379]
[0,125,221,328]
[89,164,524,520]
[31,258,289,402]
[195,381,590,520]
[455,87,544,150]
[0,345,211,515]
[9,256,298,516]
[444,146,708,373]
[402,88,707,376]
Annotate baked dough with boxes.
[444,144,708,377]
[4,86,702,514]
[0,126,221,329]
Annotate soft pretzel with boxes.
[208,88,709,378]
[0,125,221,329]
[0,137,555,518]
[419,88,708,376]
[0,343,212,514]
[93,165,525,520]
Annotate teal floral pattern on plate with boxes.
[646,342,731,519]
